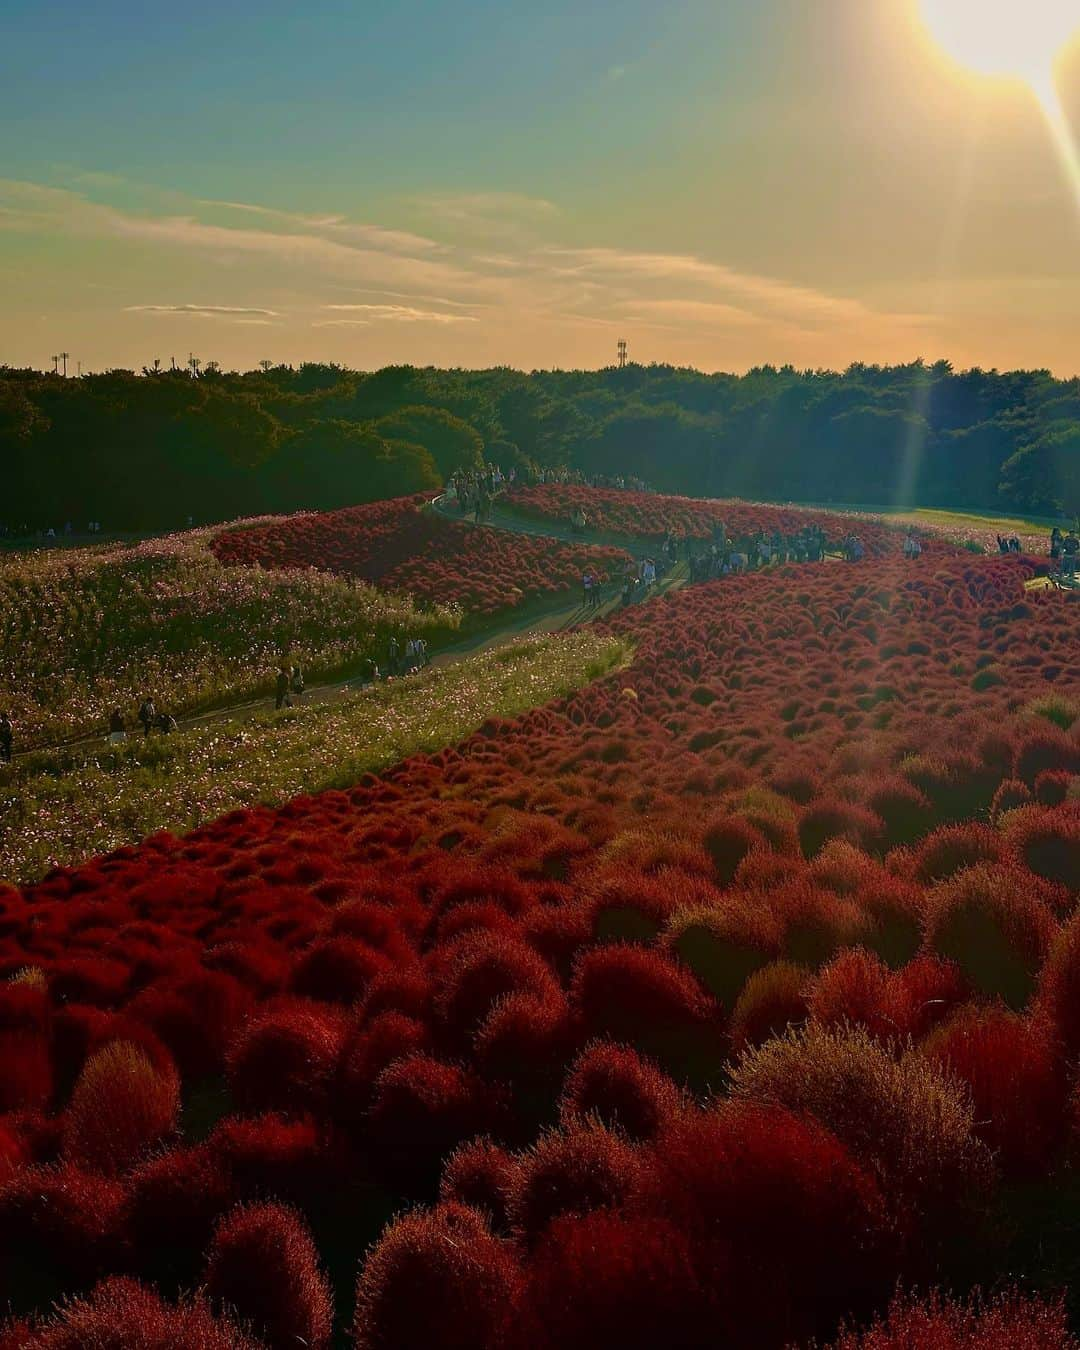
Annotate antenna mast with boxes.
[617,338,628,369]
[59,351,70,378]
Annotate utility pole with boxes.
[51,355,59,375]
[59,352,70,378]
[617,338,628,369]
[77,361,82,378]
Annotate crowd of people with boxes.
[360,635,432,685]
[1049,527,1080,576]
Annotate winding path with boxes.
[15,494,687,760]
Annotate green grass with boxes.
[0,630,630,885]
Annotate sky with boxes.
[1,0,1079,376]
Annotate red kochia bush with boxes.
[206,1115,324,1210]
[809,949,896,1040]
[439,1138,523,1233]
[205,1201,333,1350]
[6,1275,262,1349]
[799,799,884,859]
[290,936,390,1005]
[353,1203,520,1350]
[638,1102,893,1345]
[226,1000,348,1115]
[336,1012,430,1123]
[908,824,1006,883]
[825,1287,1078,1349]
[570,945,721,1087]
[435,933,559,1044]
[558,1042,683,1141]
[515,1211,714,1350]
[508,1121,641,1243]
[62,1041,180,1176]
[1037,912,1080,1059]
[923,1006,1067,1177]
[729,959,811,1050]
[924,863,1057,1008]
[0,1164,127,1298]
[367,1055,496,1190]
[1002,805,1080,891]
[125,1144,235,1280]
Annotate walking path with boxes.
[14,495,686,760]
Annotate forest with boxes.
[1,359,1077,531]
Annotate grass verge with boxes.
[0,630,630,885]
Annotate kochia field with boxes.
[1,539,1079,1348]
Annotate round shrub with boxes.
[558,1042,682,1141]
[62,1041,179,1177]
[824,1287,1077,1350]
[638,1102,893,1345]
[367,1055,496,1192]
[730,1023,992,1240]
[665,900,781,1009]
[925,863,1057,1008]
[809,949,895,1040]
[7,1276,262,1349]
[226,1000,349,1116]
[924,1006,1066,1178]
[507,1121,641,1243]
[290,937,390,1005]
[729,961,811,1051]
[570,945,722,1088]
[439,1138,523,1233]
[701,814,766,885]
[435,933,559,1045]
[515,1211,713,1350]
[1002,805,1080,891]
[336,1012,430,1124]
[125,1144,235,1282]
[910,824,1006,883]
[353,1203,520,1350]
[206,1201,333,1350]
[799,799,884,860]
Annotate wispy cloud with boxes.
[322,303,477,324]
[126,303,279,318]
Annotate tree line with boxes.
[1,358,1076,531]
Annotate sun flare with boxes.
[919,0,1078,89]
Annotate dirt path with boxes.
[18,498,686,760]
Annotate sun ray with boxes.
[1032,77,1080,219]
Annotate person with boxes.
[108,708,127,744]
[997,534,1010,555]
[137,696,156,738]
[582,569,595,607]
[275,667,291,710]
[1009,535,1022,554]
[388,635,401,676]
[1051,527,1063,560]
[1063,530,1080,577]
[851,536,866,562]
[290,663,305,701]
[415,637,430,667]
[155,710,178,734]
[903,531,922,560]
[0,712,12,764]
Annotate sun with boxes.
[919,0,1078,90]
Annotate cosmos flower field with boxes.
[1,495,1079,1347]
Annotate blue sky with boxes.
[2,0,1079,373]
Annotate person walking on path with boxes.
[275,667,291,711]
[137,696,156,738]
[155,710,178,734]
[108,709,127,744]
[290,663,305,702]
[388,636,401,677]
[0,712,12,764]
